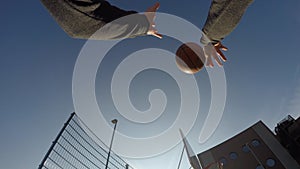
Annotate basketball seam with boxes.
[182,46,198,70]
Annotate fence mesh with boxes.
[39,113,134,169]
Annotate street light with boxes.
[105,119,118,169]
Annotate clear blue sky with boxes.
[0,1,300,169]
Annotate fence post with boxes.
[38,112,76,169]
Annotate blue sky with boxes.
[1,1,300,169]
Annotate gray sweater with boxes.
[40,0,150,40]
[201,0,254,44]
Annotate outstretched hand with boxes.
[204,42,228,67]
[214,42,228,62]
[145,2,163,39]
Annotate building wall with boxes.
[197,121,299,169]
[275,116,300,165]
[253,122,299,169]
[287,117,300,163]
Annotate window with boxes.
[219,157,227,166]
[242,145,250,153]
[256,164,264,169]
[229,152,238,160]
[251,139,261,147]
[266,158,276,167]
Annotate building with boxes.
[275,115,300,165]
[197,120,299,169]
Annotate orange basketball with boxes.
[175,42,205,74]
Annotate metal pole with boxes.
[177,146,185,169]
[105,119,118,169]
[38,112,76,169]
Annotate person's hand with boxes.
[203,42,228,67]
[214,42,228,63]
[145,2,162,39]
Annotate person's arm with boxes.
[40,0,161,40]
[201,0,254,44]
[91,2,162,39]
[200,0,254,67]
[89,0,150,39]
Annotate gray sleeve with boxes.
[201,0,254,44]
[40,0,149,40]
[89,13,150,40]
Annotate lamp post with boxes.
[105,119,118,169]
[176,146,185,169]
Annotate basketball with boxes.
[175,42,205,74]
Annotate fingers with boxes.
[153,2,160,11]
[217,43,228,51]
[212,48,223,66]
[148,30,162,39]
[204,45,214,68]
[214,42,228,62]
[146,2,160,12]
[145,2,162,39]
[204,42,228,68]
[206,55,214,68]
[215,48,227,62]
[147,28,163,39]
[152,32,163,39]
